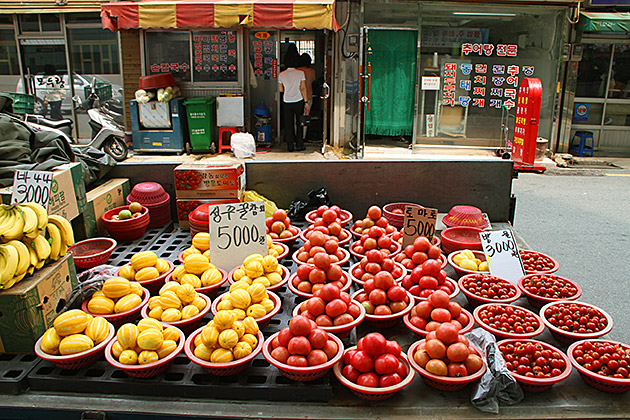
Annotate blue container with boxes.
[254,100,272,144]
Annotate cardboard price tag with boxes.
[479,229,525,284]
[10,170,53,208]
[209,201,268,271]
[402,206,438,248]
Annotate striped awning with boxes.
[101,0,339,31]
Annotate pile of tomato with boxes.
[543,302,608,334]
[460,274,518,300]
[572,341,630,378]
[520,250,556,272]
[476,304,540,335]
[521,274,579,300]
[499,340,567,378]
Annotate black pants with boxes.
[49,100,62,120]
[283,100,304,151]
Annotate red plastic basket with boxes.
[403,307,475,338]
[262,331,344,382]
[568,339,630,393]
[68,238,117,269]
[333,346,415,401]
[102,206,150,242]
[292,299,366,339]
[517,274,582,309]
[287,271,351,300]
[351,290,414,328]
[408,339,487,391]
[185,328,264,376]
[127,182,169,205]
[166,268,228,298]
[348,261,406,287]
[305,209,353,227]
[440,226,485,255]
[211,291,281,329]
[271,229,300,248]
[348,240,402,260]
[408,277,459,302]
[497,338,572,392]
[446,250,489,279]
[272,242,290,262]
[540,301,614,345]
[473,303,545,340]
[81,287,150,329]
[520,249,560,275]
[34,321,115,370]
[383,202,422,228]
[140,293,211,335]
[115,261,174,295]
[291,248,351,267]
[458,274,521,308]
[104,326,185,378]
[442,205,489,229]
[299,227,353,247]
[227,264,290,292]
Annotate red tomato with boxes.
[426,339,447,359]
[446,342,470,362]
[367,206,382,220]
[431,308,452,323]
[342,364,361,383]
[456,313,469,328]
[447,302,462,318]
[428,290,450,308]
[363,279,376,295]
[369,289,388,306]
[271,346,290,363]
[288,336,312,355]
[396,360,408,378]
[308,328,328,349]
[379,373,402,387]
[385,340,402,359]
[322,339,339,360]
[306,297,326,317]
[351,350,374,373]
[289,315,314,336]
[425,321,441,332]
[425,359,448,376]
[334,313,355,325]
[319,284,341,301]
[374,271,395,290]
[278,327,294,347]
[389,301,408,314]
[464,354,483,374]
[410,316,428,330]
[448,362,468,377]
[297,264,313,281]
[374,353,399,375]
[422,258,442,278]
[357,372,380,388]
[343,349,357,365]
[363,332,388,357]
[271,336,280,349]
[382,258,395,272]
[327,264,343,282]
[325,299,348,318]
[418,276,438,290]
[315,314,333,326]
[286,355,308,367]
[415,301,433,319]
[436,323,459,345]
[361,300,375,314]
[374,305,392,315]
[414,349,430,368]
[413,236,432,252]
[307,349,329,366]
[347,303,361,319]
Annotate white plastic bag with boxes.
[231,132,256,159]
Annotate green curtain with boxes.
[365,29,417,136]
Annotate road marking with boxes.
[605,174,630,176]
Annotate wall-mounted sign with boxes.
[421,76,440,90]
[574,103,589,121]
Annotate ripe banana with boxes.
[47,215,74,247]
[31,234,51,262]
[1,208,25,241]
[20,205,39,235]
[45,223,62,261]
[0,244,19,287]
[25,240,38,267]
[59,237,68,257]
[3,272,26,290]
[0,206,17,235]
[24,229,41,239]
[20,202,48,230]
[5,240,29,276]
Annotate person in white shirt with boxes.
[278,54,308,152]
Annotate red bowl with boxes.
[348,240,402,260]
[69,238,117,269]
[305,209,353,227]
[568,339,630,393]
[292,299,366,339]
[540,301,614,345]
[227,264,290,292]
[442,205,489,229]
[126,181,169,205]
[407,277,459,302]
[81,287,150,329]
[351,290,414,328]
[165,268,228,298]
[115,261,174,295]
[185,328,264,376]
[473,303,545,339]
[141,293,212,335]
[458,274,521,308]
[102,206,150,242]
[517,274,582,309]
[210,291,281,329]
[299,227,353,247]
[497,338,572,392]
[383,202,422,228]
[403,307,475,338]
[333,346,415,401]
[520,249,560,275]
[271,242,290,261]
[407,339,487,391]
[287,271,351,300]
[262,331,344,382]
[271,228,301,248]
[348,261,407,286]
[34,321,115,370]
[292,248,351,267]
[440,226,484,255]
[446,250,489,279]
[104,326,185,378]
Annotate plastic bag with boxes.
[287,187,331,221]
[466,328,524,414]
[231,132,256,159]
[244,190,278,218]
[59,265,120,313]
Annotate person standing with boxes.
[297,53,316,111]
[43,65,64,120]
[278,54,308,152]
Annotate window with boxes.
[0,28,19,75]
[68,28,120,74]
[19,14,61,33]
[576,44,611,98]
[295,40,315,64]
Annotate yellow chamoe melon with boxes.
[246,304,266,319]
[157,340,178,359]
[137,328,164,351]
[135,266,160,281]
[160,291,182,310]
[202,249,212,260]
[210,348,234,363]
[242,316,259,335]
[137,350,159,365]
[59,334,94,355]
[247,283,267,304]
[148,296,162,310]
[261,255,278,273]
[200,268,222,287]
[181,245,201,261]
[192,232,211,252]
[149,306,164,320]
[229,289,251,310]
[155,258,171,274]
[240,333,258,349]
[176,283,197,305]
[182,305,200,320]
[260,298,275,313]
[266,272,283,286]
[84,317,110,344]
[40,327,61,355]
[161,308,182,323]
[159,281,180,296]
[229,280,250,293]
[180,273,201,288]
[111,340,124,359]
[232,267,246,282]
[231,320,245,338]
[194,343,213,361]
[184,254,211,276]
[114,294,142,313]
[119,349,138,365]
[200,325,220,348]
[118,265,136,281]
[191,296,207,311]
[216,299,233,311]
[213,310,236,331]
[116,323,139,349]
[243,260,264,279]
[130,251,158,271]
[87,296,115,315]
[171,265,187,282]
[53,309,91,337]
[137,318,163,333]
[218,329,239,349]
[102,277,131,299]
[129,281,143,297]
[162,326,180,342]
[233,342,253,360]
[231,308,246,320]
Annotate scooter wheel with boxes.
[103,136,128,162]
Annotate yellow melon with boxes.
[191,296,207,311]
[137,328,164,351]
[53,309,90,337]
[247,283,267,303]
[231,320,245,338]
[160,291,182,310]
[59,334,94,355]
[159,281,180,296]
[194,343,213,361]
[157,340,177,359]
[148,296,162,310]
[176,283,197,305]
[213,310,236,330]
[242,316,259,335]
[116,323,139,349]
[184,254,211,275]
[182,245,201,261]
[201,269,222,287]
[232,267,246,282]
[40,328,61,355]
[137,318,163,333]
[180,273,201,288]
[84,317,110,344]
[240,333,258,349]
[135,266,160,281]
[149,306,164,320]
[155,258,171,274]
[233,342,253,360]
[118,265,136,281]
[232,308,246,320]
[182,305,200,320]
[114,294,142,313]
[246,304,267,319]
[87,296,115,315]
[102,277,131,299]
[200,325,220,348]
[119,349,138,365]
[192,232,211,252]
[210,348,234,363]
[171,265,187,282]
[129,281,143,297]
[261,255,278,273]
[229,289,251,309]
[161,308,182,322]
[218,329,239,349]
[260,298,274,313]
[111,340,124,359]
[137,350,159,365]
[162,326,180,342]
[130,251,158,271]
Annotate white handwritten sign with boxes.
[402,206,438,248]
[479,229,525,284]
[209,201,268,271]
[11,170,52,208]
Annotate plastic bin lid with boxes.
[184,97,215,106]
[253,100,271,116]
[139,73,175,90]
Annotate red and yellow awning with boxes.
[101,0,339,31]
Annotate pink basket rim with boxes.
[539,300,614,340]
[82,287,150,319]
[140,293,212,327]
[262,331,344,374]
[184,327,264,369]
[292,298,367,332]
[287,271,351,299]
[496,338,573,385]
[473,303,545,339]
[35,321,115,361]
[69,238,117,261]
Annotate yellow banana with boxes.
[6,240,29,276]
[26,266,34,275]
[20,202,48,230]
[47,215,74,247]
[3,272,26,290]
[45,223,61,261]
[20,205,38,235]
[32,234,51,261]
[0,244,19,287]
[0,206,17,235]
[59,238,68,257]
[25,240,38,267]
[24,229,41,239]
[1,208,25,241]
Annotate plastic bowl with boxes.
[351,290,414,328]
[211,291,281,329]
[403,307,475,338]
[81,287,150,329]
[292,248,351,267]
[104,326,185,378]
[292,299,366,339]
[126,181,169,205]
[271,229,301,248]
[497,338,572,392]
[389,230,441,249]
[408,339,487,391]
[442,205,489,229]
[348,240,402,261]
[141,293,211,335]
[271,242,290,261]
[458,274,521,308]
[166,268,228,298]
[262,331,344,382]
[383,202,423,228]
[540,300,614,345]
[115,261,174,295]
[440,226,485,255]
[287,271,351,300]
[446,250,489,279]
[473,303,545,340]
[520,249,560,275]
[568,339,630,393]
[517,273,582,309]
[305,209,353,227]
[333,346,415,401]
[34,321,115,370]
[102,206,150,242]
[185,327,264,376]
[407,277,459,302]
[348,261,407,287]
[227,264,290,292]
[68,238,117,269]
[299,227,353,247]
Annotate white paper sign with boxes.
[421,76,440,90]
[209,201,268,271]
[402,206,438,248]
[10,170,53,208]
[479,229,525,284]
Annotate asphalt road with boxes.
[512,168,630,344]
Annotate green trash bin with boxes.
[184,97,216,152]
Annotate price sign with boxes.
[10,170,52,208]
[402,206,438,248]
[209,201,268,271]
[479,229,525,284]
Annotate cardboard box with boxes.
[174,162,245,199]
[176,198,241,228]
[0,162,87,221]
[74,178,131,240]
[0,253,78,353]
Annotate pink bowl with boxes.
[299,227,353,247]
[81,287,150,329]
[517,273,582,309]
[383,202,422,228]
[568,339,630,393]
[291,248,351,267]
[287,271,351,300]
[69,238,117,269]
[227,264,290,292]
[292,299,366,339]
[102,206,150,242]
[115,261,174,295]
[403,307,475,338]
[141,293,211,335]
[540,300,614,345]
[210,291,281,329]
[305,209,353,227]
[520,249,560,275]
[351,290,414,328]
[440,226,484,255]
[458,274,521,308]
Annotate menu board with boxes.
[192,31,238,82]
[249,31,277,80]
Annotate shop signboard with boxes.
[192,31,238,82]
[249,31,277,80]
[512,77,542,166]
[421,27,488,48]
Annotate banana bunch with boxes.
[0,203,74,290]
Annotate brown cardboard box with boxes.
[0,253,78,353]
[174,162,245,199]
[75,178,131,239]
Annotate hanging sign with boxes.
[209,201,268,271]
[479,229,525,284]
[10,170,53,208]
[402,206,438,248]
[512,77,543,165]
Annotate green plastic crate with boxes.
[3,92,35,114]
[183,97,216,152]
[84,82,112,101]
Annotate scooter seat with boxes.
[26,115,73,130]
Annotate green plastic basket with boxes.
[84,82,112,101]
[3,92,35,114]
